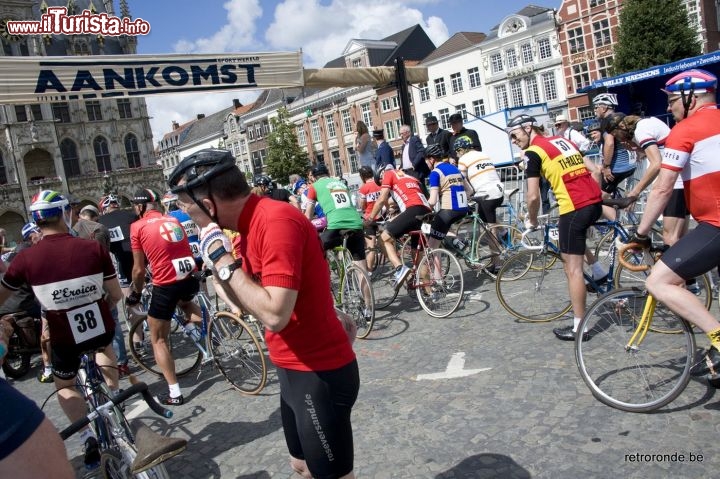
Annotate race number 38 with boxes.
[67,303,106,344]
[172,256,195,280]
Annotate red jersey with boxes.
[130,209,196,286]
[358,181,382,219]
[381,169,430,212]
[2,234,116,348]
[661,106,720,227]
[235,194,355,371]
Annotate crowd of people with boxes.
[1,67,720,479]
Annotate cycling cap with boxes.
[254,175,272,187]
[131,188,161,204]
[311,162,329,177]
[586,120,602,132]
[454,137,473,151]
[168,148,236,194]
[161,191,178,205]
[21,222,40,240]
[506,114,536,133]
[425,143,444,158]
[99,194,119,210]
[30,190,70,222]
[592,93,618,107]
[292,179,307,193]
[663,69,717,95]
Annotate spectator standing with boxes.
[425,115,452,158]
[399,124,429,182]
[355,120,376,169]
[373,129,395,171]
[448,113,481,161]
[554,114,591,154]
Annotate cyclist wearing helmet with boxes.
[128,188,202,406]
[593,93,636,197]
[255,175,299,207]
[168,148,359,479]
[508,114,603,342]
[0,190,122,468]
[630,69,720,378]
[97,194,137,292]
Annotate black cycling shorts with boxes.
[601,168,635,194]
[320,229,366,261]
[148,276,199,321]
[663,188,688,218]
[558,202,603,255]
[51,331,114,380]
[660,222,720,279]
[277,359,360,479]
[385,206,429,239]
[429,209,466,240]
[476,197,504,224]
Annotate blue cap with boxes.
[21,222,40,240]
[293,180,307,193]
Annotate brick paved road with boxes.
[7,271,720,478]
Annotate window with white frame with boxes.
[331,150,342,176]
[495,85,509,110]
[490,53,503,74]
[593,19,611,47]
[589,0,607,7]
[434,77,447,98]
[525,76,540,104]
[538,38,552,60]
[310,119,321,143]
[568,27,585,54]
[348,147,359,173]
[381,98,392,112]
[521,43,533,64]
[541,71,558,101]
[578,106,595,121]
[419,82,431,102]
[573,62,591,90]
[384,121,397,140]
[455,104,467,121]
[352,58,362,68]
[597,56,613,79]
[450,72,464,94]
[510,80,524,107]
[506,48,518,69]
[325,114,336,138]
[439,108,450,129]
[360,103,372,126]
[341,109,352,134]
[468,67,481,88]
[472,99,485,118]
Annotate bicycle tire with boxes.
[340,265,375,339]
[372,274,399,310]
[496,250,571,322]
[575,287,695,412]
[210,312,267,395]
[476,225,523,279]
[128,319,202,378]
[416,248,464,318]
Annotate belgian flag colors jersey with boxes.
[524,134,602,215]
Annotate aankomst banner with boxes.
[0,52,304,104]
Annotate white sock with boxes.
[43,366,52,375]
[168,383,182,398]
[591,262,606,279]
[573,317,582,332]
[79,428,96,443]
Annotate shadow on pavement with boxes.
[436,453,531,478]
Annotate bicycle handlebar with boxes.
[617,243,652,272]
[520,214,550,251]
[59,382,172,440]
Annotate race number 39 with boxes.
[67,303,106,344]
[331,190,351,209]
[172,256,195,280]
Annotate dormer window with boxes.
[352,58,362,68]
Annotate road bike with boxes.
[574,242,699,412]
[58,351,186,477]
[373,213,464,318]
[128,270,267,395]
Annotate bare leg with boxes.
[562,253,587,322]
[148,316,176,386]
[95,344,119,391]
[662,216,688,247]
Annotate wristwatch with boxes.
[217,258,243,281]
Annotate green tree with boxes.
[265,107,310,184]
[613,0,701,74]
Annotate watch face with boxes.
[218,266,231,281]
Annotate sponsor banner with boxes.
[0,51,304,104]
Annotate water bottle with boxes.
[452,237,467,251]
[184,322,202,343]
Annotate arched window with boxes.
[124,133,141,168]
[93,136,112,172]
[60,138,81,177]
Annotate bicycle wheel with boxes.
[340,266,375,338]
[496,250,571,322]
[128,318,202,378]
[416,248,464,318]
[575,287,695,412]
[209,312,267,395]
[476,224,523,278]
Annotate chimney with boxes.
[172,120,179,130]
[233,99,242,109]
[197,113,205,120]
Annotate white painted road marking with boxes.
[415,352,491,380]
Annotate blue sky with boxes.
[125,0,560,142]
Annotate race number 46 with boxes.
[172,256,195,280]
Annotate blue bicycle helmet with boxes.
[30,190,70,223]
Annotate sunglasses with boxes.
[667,96,682,107]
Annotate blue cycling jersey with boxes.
[168,209,201,260]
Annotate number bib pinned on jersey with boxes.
[331,189,352,209]
[108,226,124,243]
[172,256,195,280]
[67,302,106,344]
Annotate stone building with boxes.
[0,0,162,244]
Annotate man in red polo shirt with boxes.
[168,149,359,479]
[128,188,201,406]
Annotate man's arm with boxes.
[525,177,541,226]
[103,276,123,306]
[304,201,315,220]
[602,132,615,168]
[637,168,678,236]
[368,188,390,220]
[628,144,662,198]
[130,251,146,293]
